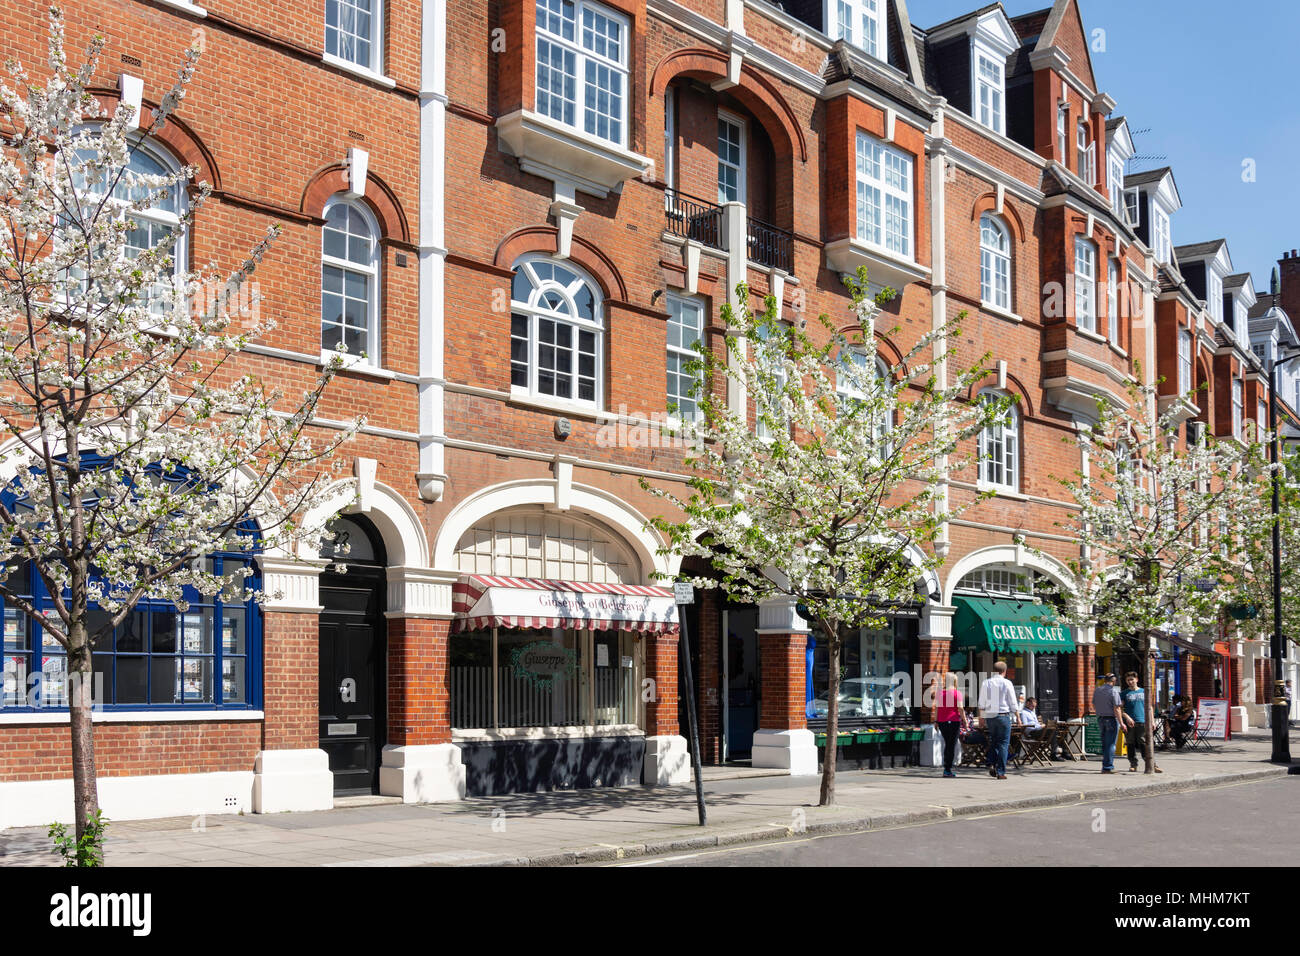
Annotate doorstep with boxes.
[332,794,405,809]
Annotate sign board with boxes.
[673,582,695,605]
[1197,698,1230,739]
[1083,714,1100,755]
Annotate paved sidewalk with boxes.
[0,735,1288,867]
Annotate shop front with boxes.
[448,574,677,795]
[950,596,1076,715]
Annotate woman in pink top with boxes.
[935,673,964,777]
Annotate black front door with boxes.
[319,565,386,795]
[1035,653,1061,721]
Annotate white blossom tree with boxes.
[1047,381,1265,772]
[644,271,1008,806]
[1,9,357,859]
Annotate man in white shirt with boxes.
[1019,695,1042,729]
[979,661,1019,779]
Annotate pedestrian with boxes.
[1091,673,1123,773]
[934,672,964,778]
[1286,680,1294,725]
[1121,671,1161,773]
[978,661,1018,780]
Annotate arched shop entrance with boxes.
[948,565,1075,720]
[446,508,678,795]
[318,515,388,796]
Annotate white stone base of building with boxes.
[0,771,255,830]
[919,724,946,767]
[378,744,465,803]
[751,729,818,775]
[642,734,689,785]
[1232,706,1252,734]
[252,749,334,813]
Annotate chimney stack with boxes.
[1277,250,1300,319]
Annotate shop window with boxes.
[1,555,258,711]
[510,257,603,407]
[449,626,640,731]
[810,618,916,719]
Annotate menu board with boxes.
[1197,698,1230,739]
[1083,714,1101,754]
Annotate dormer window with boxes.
[1124,188,1140,228]
[828,0,884,60]
[1208,271,1223,324]
[975,49,1004,135]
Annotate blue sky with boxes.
[912,0,1300,292]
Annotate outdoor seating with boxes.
[959,736,987,767]
[1016,721,1059,768]
[1186,715,1215,753]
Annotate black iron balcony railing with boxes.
[747,216,793,273]
[664,187,723,251]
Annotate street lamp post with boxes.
[1267,351,1297,764]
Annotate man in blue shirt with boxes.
[1121,671,1162,773]
[1091,674,1123,773]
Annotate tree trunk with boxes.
[67,617,100,845]
[1143,632,1156,774]
[819,621,839,807]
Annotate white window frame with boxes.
[979,214,1011,312]
[664,88,676,210]
[1074,237,1097,333]
[72,136,187,315]
[856,130,913,260]
[826,0,884,60]
[754,321,791,441]
[978,390,1019,493]
[717,110,746,206]
[321,196,382,367]
[666,294,704,422]
[1108,257,1120,347]
[974,46,1004,136]
[1207,270,1223,325]
[534,0,630,148]
[1124,188,1140,228]
[1153,206,1171,264]
[1109,154,1125,216]
[1057,103,1068,162]
[1232,377,1244,440]
[325,0,384,74]
[1076,119,1095,185]
[836,351,892,452]
[1178,328,1193,396]
[509,256,604,409]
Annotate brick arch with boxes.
[493,226,629,302]
[966,373,1034,419]
[650,48,808,163]
[300,164,411,244]
[829,325,908,375]
[970,194,1026,244]
[87,88,221,189]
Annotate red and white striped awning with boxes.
[451,575,679,634]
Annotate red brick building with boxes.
[0,0,1289,825]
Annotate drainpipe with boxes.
[417,0,449,502]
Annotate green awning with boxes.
[952,597,1076,654]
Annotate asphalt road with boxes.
[608,776,1300,867]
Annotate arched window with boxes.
[73,137,186,312]
[321,198,380,364]
[837,349,892,450]
[978,390,1018,492]
[510,257,603,406]
[980,214,1011,311]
